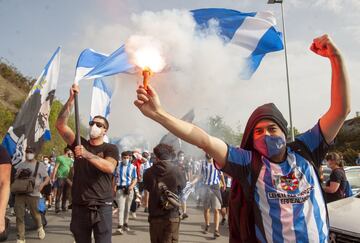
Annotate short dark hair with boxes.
[93,115,109,130]
[154,144,176,161]
[142,151,149,158]
[121,151,132,157]
[64,147,71,153]
[177,150,184,157]
[25,146,34,153]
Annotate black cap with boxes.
[240,103,288,150]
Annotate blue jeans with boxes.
[70,204,112,243]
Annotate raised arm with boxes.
[55,84,77,146]
[134,85,228,168]
[312,35,351,144]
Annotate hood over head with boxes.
[240,103,288,150]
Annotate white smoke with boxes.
[105,9,282,151]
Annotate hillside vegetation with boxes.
[0,60,85,157]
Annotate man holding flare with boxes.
[134,34,350,242]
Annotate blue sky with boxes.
[1,0,359,145]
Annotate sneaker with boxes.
[38,227,46,240]
[220,218,226,226]
[203,225,210,234]
[144,207,148,213]
[181,213,189,220]
[214,230,220,238]
[55,209,60,214]
[116,226,124,235]
[123,224,130,232]
[16,240,26,243]
[130,212,136,219]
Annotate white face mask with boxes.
[122,159,130,165]
[44,159,49,164]
[26,153,35,161]
[89,125,103,139]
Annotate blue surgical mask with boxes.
[254,135,286,158]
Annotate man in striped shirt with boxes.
[134,35,350,242]
[115,151,137,235]
[198,154,225,238]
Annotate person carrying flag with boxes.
[134,34,350,242]
[56,84,119,243]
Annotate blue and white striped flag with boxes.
[2,47,61,167]
[74,45,135,84]
[90,78,112,120]
[191,8,284,79]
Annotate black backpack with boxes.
[228,140,328,243]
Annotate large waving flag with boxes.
[74,45,135,84]
[191,8,284,79]
[90,78,112,120]
[2,47,61,167]
[74,9,283,83]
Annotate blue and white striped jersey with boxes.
[222,123,329,243]
[116,161,137,187]
[201,161,222,186]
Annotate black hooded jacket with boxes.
[228,103,288,243]
[143,160,186,220]
[241,103,288,151]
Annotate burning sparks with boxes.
[132,46,165,89]
[126,35,166,90]
[133,47,165,72]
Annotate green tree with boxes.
[207,115,242,146]
[39,100,87,157]
[0,104,15,138]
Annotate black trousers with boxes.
[70,204,112,243]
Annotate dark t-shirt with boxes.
[144,161,186,220]
[326,168,347,203]
[0,145,11,165]
[70,137,119,205]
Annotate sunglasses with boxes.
[89,121,106,129]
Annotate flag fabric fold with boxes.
[74,45,135,84]
[191,8,284,79]
[2,47,61,167]
[90,78,112,120]
[74,49,108,84]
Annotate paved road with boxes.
[6,204,229,243]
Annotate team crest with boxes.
[279,172,299,191]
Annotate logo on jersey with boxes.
[279,172,299,191]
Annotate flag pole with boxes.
[74,92,81,146]
[267,0,295,141]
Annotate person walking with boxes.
[51,147,73,213]
[115,151,137,235]
[14,146,49,243]
[143,144,186,243]
[56,84,119,243]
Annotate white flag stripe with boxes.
[231,12,277,58]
